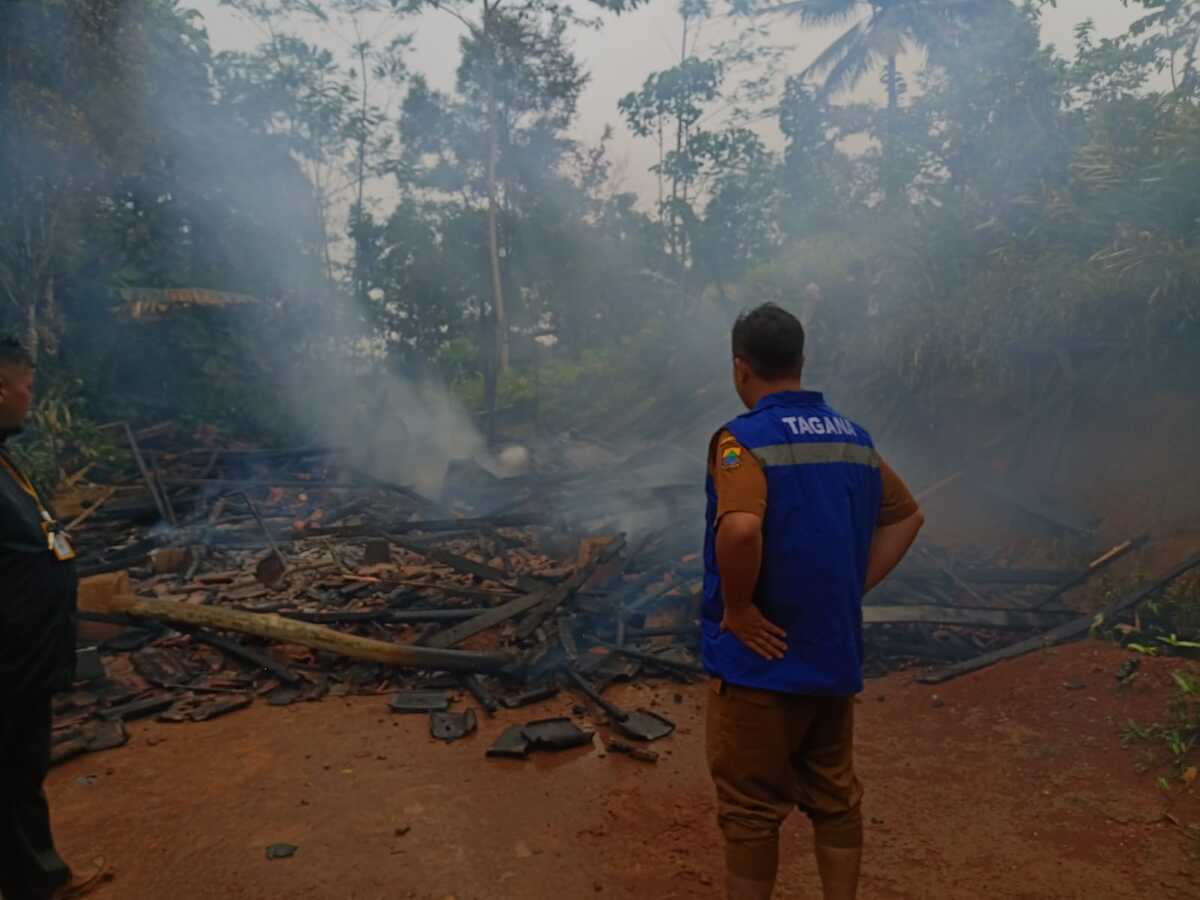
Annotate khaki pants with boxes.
[706,679,863,882]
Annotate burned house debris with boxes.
[52,417,1196,770]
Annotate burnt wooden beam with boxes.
[287,609,488,625]
[584,638,705,675]
[160,478,383,491]
[514,537,626,640]
[861,605,1073,630]
[177,627,301,685]
[422,539,624,649]
[387,534,548,593]
[1030,536,1145,610]
[918,549,1200,685]
[299,513,540,539]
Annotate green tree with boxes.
[620,56,722,272]
[391,0,648,376]
[750,0,1004,202]
[620,0,782,280]
[774,76,854,236]
[1124,0,1200,94]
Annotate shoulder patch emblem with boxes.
[720,446,743,469]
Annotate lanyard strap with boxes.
[0,450,74,559]
[0,450,47,517]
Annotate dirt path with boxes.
[47,642,1198,899]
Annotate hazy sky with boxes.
[189,0,1143,201]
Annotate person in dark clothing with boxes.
[0,337,98,900]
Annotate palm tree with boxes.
[770,0,1001,202]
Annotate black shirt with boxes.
[0,448,78,698]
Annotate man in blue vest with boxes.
[703,304,924,900]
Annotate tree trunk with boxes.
[483,5,509,373]
[352,41,370,308]
[42,272,56,358]
[25,281,39,363]
[884,53,899,205]
[79,591,515,674]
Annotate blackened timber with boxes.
[585,638,705,675]
[462,674,500,715]
[76,548,152,578]
[202,530,485,550]
[870,638,977,662]
[418,585,559,649]
[388,535,548,593]
[423,538,623,649]
[861,605,1074,630]
[160,478,388,491]
[916,547,989,606]
[1030,537,1144,610]
[287,609,488,625]
[178,627,301,685]
[300,513,539,539]
[514,537,626,640]
[624,578,691,616]
[164,446,340,462]
[100,695,175,722]
[121,423,172,524]
[339,466,436,508]
[895,567,1075,586]
[919,549,1200,685]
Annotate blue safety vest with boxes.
[702,390,882,695]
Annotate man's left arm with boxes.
[864,457,924,593]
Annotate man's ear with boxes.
[732,357,747,383]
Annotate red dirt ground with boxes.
[48,641,1199,900]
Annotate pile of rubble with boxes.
[51,423,1183,767]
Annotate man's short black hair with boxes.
[0,335,35,370]
[731,303,805,381]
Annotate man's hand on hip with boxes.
[721,605,788,660]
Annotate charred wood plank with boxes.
[416,588,558,649]
[461,674,501,716]
[584,638,705,675]
[178,627,301,685]
[919,549,1200,685]
[514,537,626,640]
[299,513,539,539]
[100,694,175,722]
[119,423,172,524]
[861,605,1073,630]
[160,478,382,491]
[387,535,548,593]
[287,609,488,625]
[915,547,990,606]
[1030,537,1145,610]
[422,538,624,649]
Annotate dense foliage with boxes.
[2,0,1198,444]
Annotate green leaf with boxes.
[1171,671,1198,694]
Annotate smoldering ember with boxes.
[2,2,1200,899]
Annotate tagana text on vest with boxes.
[702,391,882,695]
